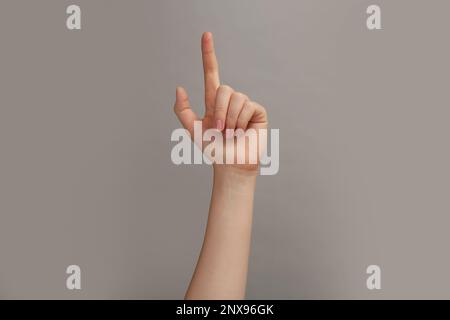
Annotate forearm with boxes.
[176,32,267,300]
[185,166,257,300]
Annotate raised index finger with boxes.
[201,32,220,115]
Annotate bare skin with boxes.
[173,32,268,300]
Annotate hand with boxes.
[174,32,268,173]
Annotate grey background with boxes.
[0,0,449,299]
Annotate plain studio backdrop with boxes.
[0,0,449,299]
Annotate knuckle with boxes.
[215,105,227,113]
[218,84,233,94]
[245,100,256,111]
[232,91,247,100]
[173,104,184,114]
[253,101,265,112]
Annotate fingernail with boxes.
[216,120,224,131]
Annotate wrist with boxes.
[213,164,259,178]
[213,165,257,192]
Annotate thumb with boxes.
[174,86,198,137]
